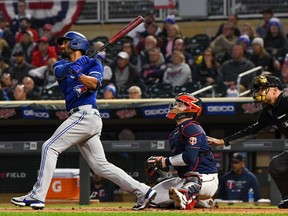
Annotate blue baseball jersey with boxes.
[217,167,260,202]
[53,58,103,111]
[168,119,218,178]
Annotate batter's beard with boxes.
[60,51,71,60]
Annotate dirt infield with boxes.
[0,204,287,214]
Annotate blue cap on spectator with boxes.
[231,152,245,163]
[164,15,175,24]
[269,17,281,28]
[104,84,116,97]
[237,34,250,45]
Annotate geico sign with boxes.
[23,110,49,118]
[100,112,110,119]
[207,105,235,112]
[144,108,169,116]
[52,180,62,193]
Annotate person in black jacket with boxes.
[207,75,288,208]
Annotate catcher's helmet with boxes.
[56,31,89,53]
[251,75,283,102]
[166,93,202,120]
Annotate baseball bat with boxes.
[89,15,144,58]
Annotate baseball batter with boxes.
[11,31,156,210]
[146,93,218,209]
[208,75,288,209]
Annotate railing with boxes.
[192,84,215,97]
[237,66,263,94]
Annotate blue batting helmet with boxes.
[57,31,89,53]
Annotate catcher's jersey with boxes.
[53,58,103,111]
[169,119,217,178]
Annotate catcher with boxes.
[145,93,218,209]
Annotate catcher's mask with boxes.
[166,93,202,120]
[251,75,282,102]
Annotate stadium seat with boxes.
[146,83,174,98]
[41,86,64,100]
[185,34,210,57]
[173,82,202,96]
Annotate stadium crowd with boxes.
[0,3,288,101]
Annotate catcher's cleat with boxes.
[11,195,45,210]
[278,199,288,209]
[169,187,197,210]
[169,187,187,209]
[132,188,157,210]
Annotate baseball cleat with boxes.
[11,195,45,210]
[132,188,157,210]
[169,187,187,209]
[278,199,288,209]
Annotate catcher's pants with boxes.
[152,173,218,207]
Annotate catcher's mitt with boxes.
[144,156,167,184]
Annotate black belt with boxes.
[68,105,98,116]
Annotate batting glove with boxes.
[70,64,83,79]
[76,56,90,66]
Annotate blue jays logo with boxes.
[74,85,88,97]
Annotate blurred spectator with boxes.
[13,83,26,100]
[217,152,260,202]
[102,84,117,99]
[256,8,274,38]
[9,50,34,86]
[128,85,142,99]
[0,29,11,62]
[158,15,176,39]
[12,30,36,63]
[0,55,10,75]
[192,47,221,86]
[0,73,14,99]
[31,36,58,67]
[137,35,159,73]
[237,34,252,59]
[122,39,139,67]
[127,12,160,46]
[214,13,241,39]
[10,0,33,35]
[166,37,194,70]
[90,173,118,202]
[15,17,39,43]
[92,41,112,85]
[240,22,257,42]
[161,24,182,60]
[110,51,137,89]
[281,56,288,92]
[220,44,255,92]
[41,23,60,55]
[28,57,58,88]
[0,16,15,49]
[210,22,238,63]
[162,50,192,87]
[137,22,163,54]
[22,76,41,100]
[263,17,288,63]
[250,37,279,76]
[141,47,165,84]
